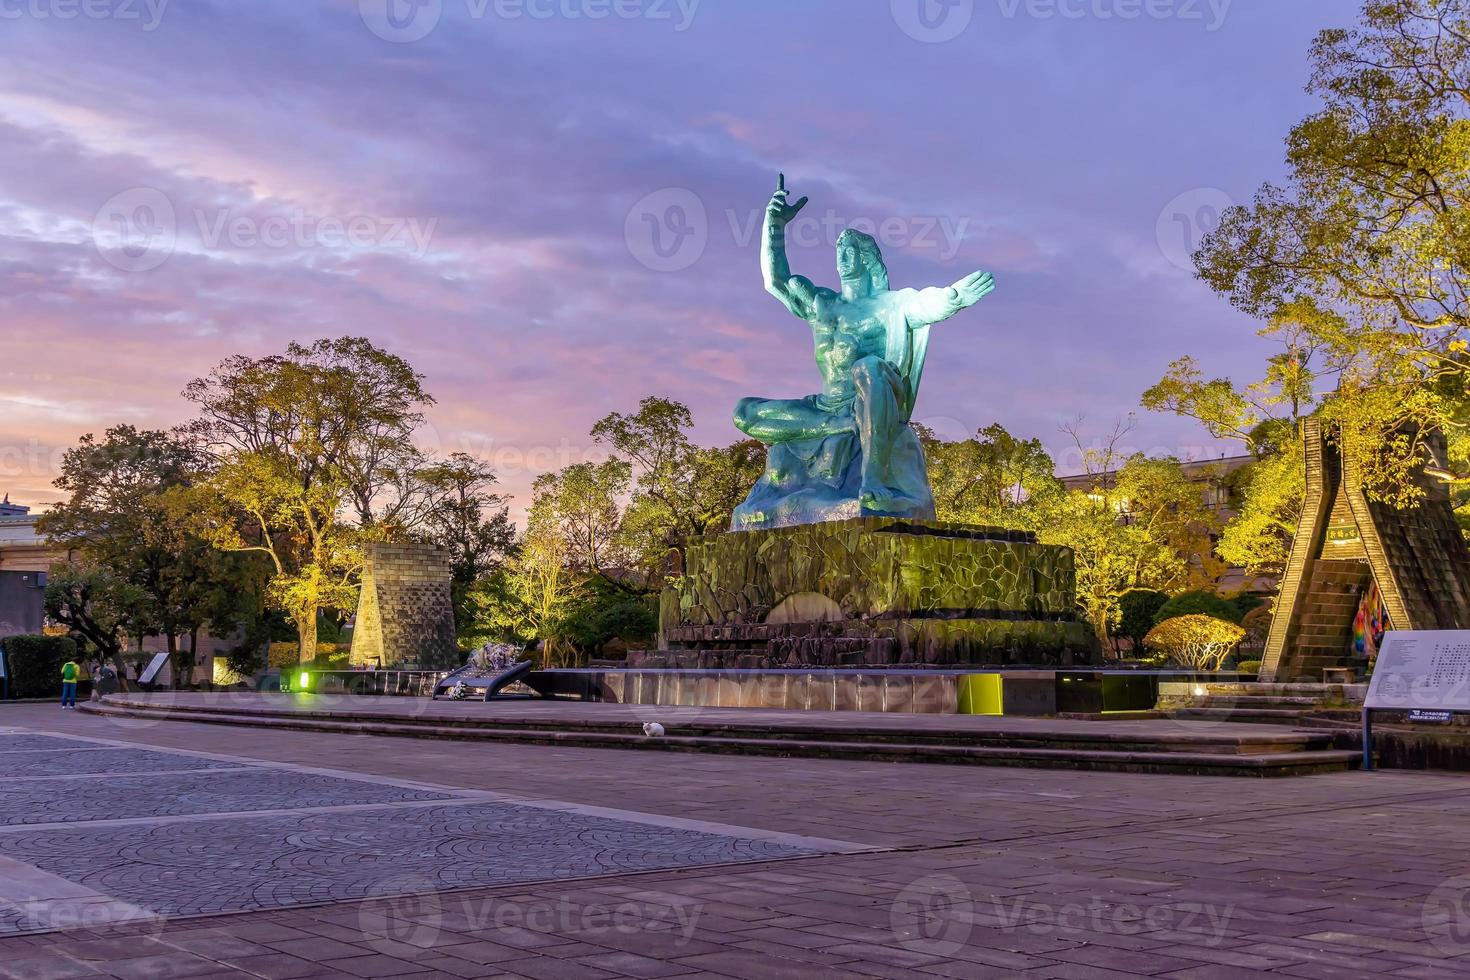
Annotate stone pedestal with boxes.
[653,517,1097,668]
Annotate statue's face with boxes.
[836,239,863,280]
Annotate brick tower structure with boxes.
[1261,419,1470,682]
[349,543,458,669]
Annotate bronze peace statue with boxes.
[731,174,995,530]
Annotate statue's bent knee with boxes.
[733,396,763,435]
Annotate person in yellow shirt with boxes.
[60,658,80,709]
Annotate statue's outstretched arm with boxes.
[902,270,996,326]
[762,174,814,318]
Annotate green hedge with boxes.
[1155,591,1240,625]
[4,635,79,699]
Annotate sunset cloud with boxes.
[0,0,1344,517]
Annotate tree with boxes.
[1113,456,1226,591]
[43,562,147,666]
[421,452,515,632]
[1118,589,1169,655]
[1031,419,1226,640]
[1193,0,1470,505]
[1144,614,1246,670]
[531,460,632,574]
[183,337,433,664]
[1218,442,1307,580]
[591,396,765,568]
[1154,590,1240,625]
[39,426,258,683]
[495,516,583,666]
[921,422,1059,526]
[562,575,657,653]
[1143,345,1314,580]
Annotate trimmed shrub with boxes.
[1155,591,1239,625]
[4,635,79,699]
[1236,659,1263,675]
[1118,589,1169,652]
[1144,615,1246,670]
[567,599,657,652]
[1228,593,1266,622]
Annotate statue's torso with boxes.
[808,292,895,409]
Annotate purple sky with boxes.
[0,0,1347,517]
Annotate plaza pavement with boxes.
[0,700,1467,978]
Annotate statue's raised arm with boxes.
[762,174,823,318]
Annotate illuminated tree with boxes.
[1194,0,1470,505]
[183,338,433,664]
[1144,614,1246,670]
[920,422,1059,526]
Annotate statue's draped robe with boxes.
[732,298,938,530]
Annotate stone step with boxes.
[1195,696,1321,709]
[1204,682,1365,701]
[90,695,1333,753]
[1166,707,1312,726]
[84,698,1357,776]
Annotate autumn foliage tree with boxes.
[39,426,260,682]
[1195,0,1470,505]
[183,338,434,664]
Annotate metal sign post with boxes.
[1362,630,1470,772]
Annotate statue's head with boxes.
[836,228,889,295]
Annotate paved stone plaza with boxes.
[1,702,1468,978]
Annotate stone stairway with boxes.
[85,694,1361,777]
[1165,682,1365,726]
